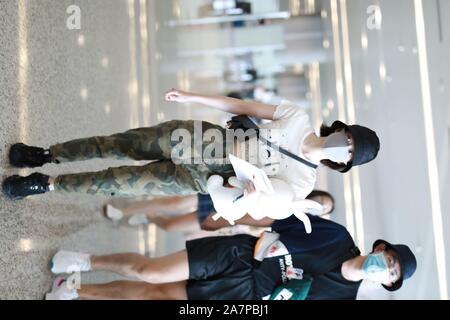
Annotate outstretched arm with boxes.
[165,89,277,120]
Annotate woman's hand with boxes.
[165,88,193,103]
[243,180,258,197]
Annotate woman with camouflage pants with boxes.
[2,88,379,201]
[3,119,235,199]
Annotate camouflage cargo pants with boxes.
[50,120,234,197]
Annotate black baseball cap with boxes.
[330,121,380,173]
[372,239,417,292]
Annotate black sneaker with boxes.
[2,173,50,200]
[9,143,53,168]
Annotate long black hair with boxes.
[306,190,335,215]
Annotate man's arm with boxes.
[165,89,277,120]
[200,213,275,231]
[235,214,275,227]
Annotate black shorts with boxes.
[185,234,282,300]
[196,194,216,225]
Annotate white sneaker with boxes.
[104,204,124,221]
[51,250,91,274]
[45,277,79,300]
[128,213,150,226]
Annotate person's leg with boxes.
[90,250,189,284]
[49,120,189,163]
[9,120,189,169]
[78,281,187,300]
[11,120,231,167]
[104,195,198,223]
[151,212,200,233]
[2,159,223,200]
[120,195,199,218]
[54,160,212,197]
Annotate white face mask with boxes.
[323,131,350,163]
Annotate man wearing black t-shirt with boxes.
[45,215,417,300]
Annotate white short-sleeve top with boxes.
[234,100,317,201]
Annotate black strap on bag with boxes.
[226,115,318,170]
[258,136,318,170]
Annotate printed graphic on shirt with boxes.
[278,254,304,283]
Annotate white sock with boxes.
[128,214,150,226]
[51,250,92,274]
[47,176,56,191]
[106,204,124,221]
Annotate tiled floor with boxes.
[0,0,185,299]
